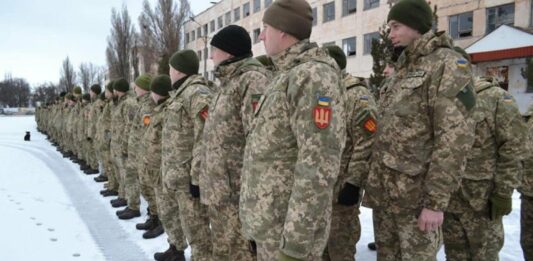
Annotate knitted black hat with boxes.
[150,75,172,97]
[210,25,252,57]
[59,91,67,97]
[387,0,433,34]
[82,93,91,101]
[113,78,130,92]
[90,84,102,95]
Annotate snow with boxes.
[0,115,525,260]
[465,25,533,54]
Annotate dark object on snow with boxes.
[143,222,164,239]
[154,244,185,261]
[117,207,141,220]
[368,242,377,251]
[24,131,30,141]
[111,198,127,208]
[94,175,108,182]
[136,215,158,230]
[84,168,99,175]
[101,189,118,197]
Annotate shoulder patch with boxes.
[503,94,514,103]
[314,96,332,129]
[456,85,476,111]
[251,94,262,112]
[199,106,208,120]
[456,59,468,69]
[143,114,151,126]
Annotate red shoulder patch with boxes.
[313,106,332,129]
[199,106,208,120]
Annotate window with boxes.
[486,3,515,34]
[218,16,223,29]
[203,24,208,36]
[312,7,317,26]
[210,20,215,33]
[322,41,336,47]
[265,0,272,8]
[323,2,335,23]
[364,0,379,10]
[254,0,261,13]
[225,11,231,25]
[449,12,473,39]
[234,7,241,21]
[185,33,189,44]
[364,32,380,55]
[343,0,357,16]
[191,30,196,41]
[253,28,261,44]
[197,27,202,38]
[342,37,356,56]
[243,2,250,17]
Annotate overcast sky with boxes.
[0,0,212,87]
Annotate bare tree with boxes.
[59,56,76,92]
[0,75,31,107]
[106,5,135,81]
[32,82,59,106]
[78,62,102,92]
[139,0,190,75]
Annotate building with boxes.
[184,0,533,109]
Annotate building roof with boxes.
[465,25,533,63]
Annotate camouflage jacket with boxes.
[200,57,270,206]
[364,31,476,212]
[161,74,212,192]
[240,40,346,259]
[448,77,526,212]
[521,105,533,197]
[142,99,168,185]
[110,92,135,157]
[128,93,154,170]
[96,99,113,152]
[87,98,105,140]
[335,73,377,198]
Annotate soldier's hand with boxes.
[189,182,200,198]
[337,183,360,206]
[278,252,304,261]
[417,208,443,232]
[489,194,512,220]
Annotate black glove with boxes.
[337,183,360,206]
[189,182,200,198]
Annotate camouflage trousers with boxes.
[485,218,503,259]
[443,210,492,261]
[208,202,254,261]
[256,240,323,261]
[110,152,126,198]
[139,167,158,215]
[373,208,442,261]
[86,140,98,169]
[101,149,118,191]
[176,192,212,261]
[154,180,187,251]
[323,203,361,261]
[521,195,533,261]
[123,156,140,211]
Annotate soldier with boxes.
[239,0,346,260]
[109,79,132,209]
[364,0,476,259]
[521,104,533,261]
[99,82,119,196]
[143,75,188,261]
[200,25,269,260]
[94,92,109,183]
[85,84,103,175]
[322,45,377,261]
[160,49,213,261]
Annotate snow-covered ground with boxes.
[0,116,525,260]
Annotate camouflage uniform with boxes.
[123,95,143,211]
[323,74,377,261]
[364,31,476,261]
[200,57,269,261]
[443,77,526,261]
[240,40,346,260]
[88,97,106,171]
[97,98,116,189]
[110,92,134,199]
[161,74,213,261]
[521,105,533,261]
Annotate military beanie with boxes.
[113,78,130,92]
[387,0,433,34]
[150,75,172,97]
[324,45,347,70]
[90,84,102,95]
[262,0,313,40]
[82,93,90,101]
[210,25,252,57]
[453,46,471,62]
[59,91,67,97]
[73,86,82,95]
[134,74,152,91]
[169,49,200,75]
[106,81,114,92]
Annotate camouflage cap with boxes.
[73,86,82,95]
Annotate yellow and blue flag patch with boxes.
[318,96,331,106]
[456,59,468,69]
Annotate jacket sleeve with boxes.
[189,87,212,186]
[239,70,269,135]
[280,65,346,259]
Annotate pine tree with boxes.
[369,23,393,97]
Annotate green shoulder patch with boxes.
[456,85,476,111]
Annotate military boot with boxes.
[117,207,141,220]
[94,175,108,182]
[84,168,99,175]
[154,245,185,261]
[368,242,377,251]
[80,162,90,171]
[101,189,118,197]
[110,198,127,208]
[142,222,164,239]
[136,215,157,230]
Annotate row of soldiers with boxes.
[35,0,532,260]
